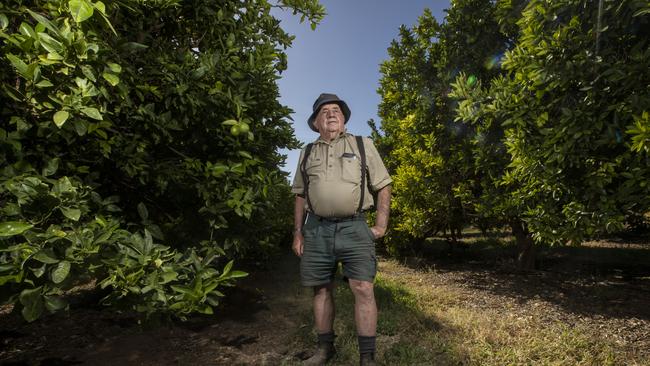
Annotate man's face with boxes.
[315,103,345,135]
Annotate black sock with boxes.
[318,331,336,346]
[358,335,376,355]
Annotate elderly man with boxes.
[292,93,392,366]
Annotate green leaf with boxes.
[19,22,37,38]
[6,54,28,76]
[219,260,234,278]
[54,176,74,193]
[0,272,23,286]
[53,111,70,127]
[633,8,650,17]
[37,32,64,53]
[60,207,81,221]
[228,270,248,279]
[68,0,94,23]
[36,80,54,88]
[211,164,229,177]
[137,202,149,221]
[221,119,238,126]
[46,52,64,61]
[170,285,192,295]
[107,62,122,73]
[19,287,44,322]
[80,107,102,120]
[42,158,60,177]
[27,10,62,37]
[0,14,8,30]
[0,221,34,237]
[94,1,106,14]
[31,263,47,278]
[237,151,253,159]
[119,42,149,52]
[73,119,88,136]
[102,72,120,86]
[33,250,59,264]
[81,65,96,81]
[44,295,68,312]
[51,260,71,283]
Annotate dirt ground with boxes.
[0,253,312,366]
[1,239,649,365]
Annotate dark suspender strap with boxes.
[356,135,366,214]
[300,143,315,214]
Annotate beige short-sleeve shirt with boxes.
[292,133,392,217]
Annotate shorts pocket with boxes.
[363,222,376,241]
[302,214,319,238]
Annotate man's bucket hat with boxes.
[307,93,351,132]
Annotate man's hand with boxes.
[293,231,304,257]
[369,225,386,239]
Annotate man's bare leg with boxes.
[349,279,377,365]
[304,282,336,365]
[313,282,335,332]
[348,279,376,335]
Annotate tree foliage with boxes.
[453,0,650,245]
[375,0,512,253]
[378,0,650,266]
[0,0,325,321]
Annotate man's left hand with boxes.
[370,226,386,239]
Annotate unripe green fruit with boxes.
[467,75,477,87]
[230,124,241,136]
[238,122,250,134]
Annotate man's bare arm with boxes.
[292,195,306,256]
[370,184,391,238]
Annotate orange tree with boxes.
[451,0,649,264]
[0,0,324,321]
[378,0,649,269]
[374,0,516,254]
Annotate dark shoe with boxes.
[360,352,376,366]
[303,343,336,365]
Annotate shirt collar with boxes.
[315,132,349,145]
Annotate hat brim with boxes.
[307,100,351,132]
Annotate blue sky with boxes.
[273,0,451,180]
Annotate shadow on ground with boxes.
[0,253,310,366]
[396,237,650,321]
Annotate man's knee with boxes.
[349,280,374,300]
[313,282,335,297]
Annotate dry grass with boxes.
[290,251,649,365]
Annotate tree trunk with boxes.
[510,220,536,271]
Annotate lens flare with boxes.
[484,53,504,70]
[615,129,623,143]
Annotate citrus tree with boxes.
[452,0,650,254]
[0,0,324,321]
[375,0,513,253]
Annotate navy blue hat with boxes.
[307,93,351,132]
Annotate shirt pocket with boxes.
[305,156,324,179]
[341,155,361,184]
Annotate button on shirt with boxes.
[292,133,392,218]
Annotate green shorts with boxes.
[300,213,377,287]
